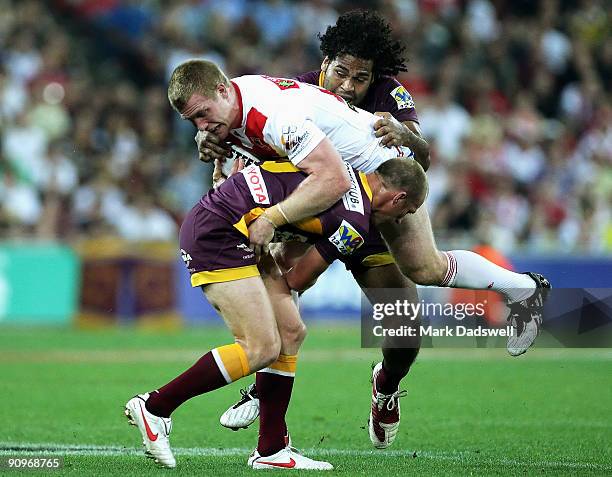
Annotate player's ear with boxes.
[393,192,407,205]
[217,83,228,98]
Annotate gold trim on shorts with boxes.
[191,265,260,286]
[361,252,395,268]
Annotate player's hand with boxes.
[212,159,227,188]
[230,157,245,175]
[212,157,246,189]
[373,112,409,148]
[247,217,276,262]
[195,130,232,163]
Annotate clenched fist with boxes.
[195,130,232,163]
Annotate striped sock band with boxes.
[259,354,297,378]
[211,343,250,383]
[440,251,458,287]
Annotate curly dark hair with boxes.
[318,10,408,77]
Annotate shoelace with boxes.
[163,417,172,436]
[239,384,257,400]
[377,389,408,411]
[231,385,256,409]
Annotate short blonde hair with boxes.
[376,158,428,206]
[167,59,230,112]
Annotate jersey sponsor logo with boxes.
[231,144,260,166]
[281,125,311,158]
[262,75,300,90]
[328,220,364,255]
[390,85,415,110]
[241,165,270,204]
[341,163,365,215]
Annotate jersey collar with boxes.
[231,80,244,127]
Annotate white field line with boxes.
[0,443,610,472]
[1,348,611,364]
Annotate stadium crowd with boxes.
[0,0,610,253]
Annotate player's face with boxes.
[321,55,374,105]
[373,196,418,224]
[180,86,235,139]
[372,178,427,225]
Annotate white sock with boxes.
[440,250,535,303]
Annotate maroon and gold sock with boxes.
[256,354,297,456]
[146,343,249,418]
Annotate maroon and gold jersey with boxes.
[294,70,419,124]
[182,161,378,285]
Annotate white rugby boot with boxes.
[220,383,260,430]
[124,393,176,468]
[248,446,333,470]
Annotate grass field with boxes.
[1,325,611,476]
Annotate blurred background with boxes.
[0,0,610,326]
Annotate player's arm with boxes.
[284,245,331,293]
[248,137,351,259]
[278,137,350,223]
[374,113,430,171]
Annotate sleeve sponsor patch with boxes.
[341,163,365,215]
[241,165,270,204]
[328,220,364,255]
[280,125,311,158]
[270,117,325,165]
[390,85,415,110]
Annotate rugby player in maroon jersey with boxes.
[125,158,427,469]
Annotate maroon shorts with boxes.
[179,203,259,287]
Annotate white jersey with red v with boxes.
[228,75,413,174]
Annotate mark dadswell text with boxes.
[372,325,515,338]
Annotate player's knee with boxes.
[403,266,438,285]
[242,329,281,370]
[400,253,447,286]
[280,320,307,349]
[260,342,282,369]
[252,336,281,369]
